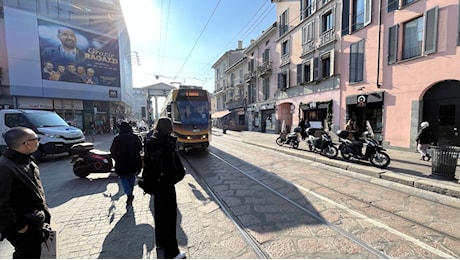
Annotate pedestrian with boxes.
[110,121,143,206]
[0,127,51,259]
[298,118,307,140]
[144,117,185,259]
[345,118,358,140]
[416,121,435,161]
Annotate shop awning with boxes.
[211,110,231,119]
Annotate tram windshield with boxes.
[173,101,209,124]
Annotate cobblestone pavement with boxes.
[0,130,458,259]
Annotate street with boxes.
[1,131,459,258]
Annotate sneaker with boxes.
[426,155,431,161]
[174,252,186,259]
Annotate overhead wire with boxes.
[193,1,274,77]
[174,0,223,79]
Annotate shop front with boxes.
[345,91,384,142]
[299,100,333,130]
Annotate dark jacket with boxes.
[0,149,51,237]
[110,123,143,175]
[416,128,434,145]
[144,133,179,183]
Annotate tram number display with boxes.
[181,90,202,97]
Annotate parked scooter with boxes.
[276,127,302,149]
[336,121,390,168]
[306,128,338,159]
[70,142,114,178]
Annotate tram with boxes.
[159,85,211,150]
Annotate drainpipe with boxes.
[376,0,382,88]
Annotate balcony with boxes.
[225,96,245,110]
[301,41,315,56]
[280,55,290,67]
[258,61,272,77]
[244,72,255,83]
[319,29,335,47]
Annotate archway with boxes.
[423,80,460,146]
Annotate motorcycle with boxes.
[70,142,114,178]
[336,121,390,168]
[306,128,338,159]
[276,127,302,149]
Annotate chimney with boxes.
[238,40,243,50]
[250,39,255,45]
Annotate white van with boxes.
[0,109,86,160]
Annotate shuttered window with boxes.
[349,40,364,83]
[424,6,438,54]
[388,24,399,64]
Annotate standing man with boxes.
[110,121,143,206]
[0,127,51,258]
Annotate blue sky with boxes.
[120,0,276,92]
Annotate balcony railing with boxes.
[301,41,315,56]
[280,55,290,67]
[258,61,273,77]
[319,29,335,46]
[244,72,255,82]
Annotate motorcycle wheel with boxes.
[369,151,391,168]
[339,146,352,160]
[307,141,314,152]
[276,137,284,146]
[73,161,91,178]
[324,145,339,159]
[292,140,299,149]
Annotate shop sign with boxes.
[357,95,367,107]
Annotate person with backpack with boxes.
[142,117,185,259]
[110,121,143,206]
[416,121,435,161]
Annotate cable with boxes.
[174,0,222,79]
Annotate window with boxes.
[402,0,417,7]
[278,71,289,89]
[305,63,311,82]
[279,10,289,36]
[300,0,316,20]
[321,55,331,78]
[282,40,289,56]
[263,49,270,64]
[387,0,398,12]
[388,6,438,63]
[322,10,333,33]
[352,0,371,32]
[302,21,314,43]
[403,16,423,59]
[349,40,364,83]
[263,77,270,100]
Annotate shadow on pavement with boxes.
[97,208,155,259]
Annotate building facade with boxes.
[0,0,135,132]
[340,0,460,149]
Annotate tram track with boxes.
[180,137,460,258]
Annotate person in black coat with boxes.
[145,117,185,259]
[110,121,143,206]
[0,127,51,259]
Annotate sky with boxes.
[119,0,277,93]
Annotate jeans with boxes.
[119,173,136,196]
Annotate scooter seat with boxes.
[90,149,111,156]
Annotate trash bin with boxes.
[431,145,460,179]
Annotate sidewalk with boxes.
[215,129,460,199]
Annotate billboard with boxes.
[38,20,120,87]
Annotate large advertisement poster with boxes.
[38,20,120,87]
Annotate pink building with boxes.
[340,0,460,149]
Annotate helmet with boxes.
[420,121,429,129]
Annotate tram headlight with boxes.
[201,134,207,139]
[186,136,192,140]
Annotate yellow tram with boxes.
[159,85,211,150]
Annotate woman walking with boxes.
[416,121,435,161]
[144,117,185,259]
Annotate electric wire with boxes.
[174,0,222,79]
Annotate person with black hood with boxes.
[144,117,185,259]
[0,127,51,258]
[110,121,143,206]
